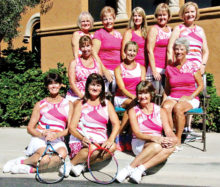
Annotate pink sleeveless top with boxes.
[116,63,142,96]
[77,31,94,57]
[67,57,99,97]
[94,28,122,71]
[131,30,145,66]
[153,25,172,69]
[133,104,163,138]
[37,98,69,133]
[77,100,109,143]
[179,24,204,66]
[165,60,200,100]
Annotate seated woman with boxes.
[116,81,177,183]
[115,41,146,133]
[66,35,102,102]
[3,73,73,174]
[71,11,94,58]
[64,73,120,177]
[162,37,203,149]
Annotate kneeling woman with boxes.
[116,81,177,183]
[3,73,73,174]
[66,73,120,177]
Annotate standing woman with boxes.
[146,3,172,94]
[162,38,203,147]
[3,73,73,174]
[71,11,94,58]
[65,73,120,177]
[116,81,177,184]
[66,35,102,103]
[121,7,147,67]
[167,2,209,74]
[115,41,146,133]
[93,6,122,91]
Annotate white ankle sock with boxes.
[137,165,146,174]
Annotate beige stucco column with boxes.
[116,0,128,20]
[168,0,180,14]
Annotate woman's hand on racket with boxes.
[101,139,114,150]
[82,136,92,147]
[45,132,58,142]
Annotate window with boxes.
[185,0,220,8]
[89,0,117,22]
[132,0,167,15]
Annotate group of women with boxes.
[3,1,208,184]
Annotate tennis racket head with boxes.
[86,145,118,184]
[35,143,65,184]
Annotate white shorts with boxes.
[166,96,200,109]
[25,136,67,156]
[131,138,145,156]
[65,94,80,103]
[114,96,128,107]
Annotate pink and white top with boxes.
[94,28,122,71]
[77,100,109,143]
[77,31,94,57]
[179,24,204,67]
[37,98,69,133]
[133,104,163,139]
[67,57,99,97]
[131,30,146,66]
[115,63,142,97]
[165,60,200,99]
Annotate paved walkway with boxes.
[0,128,220,186]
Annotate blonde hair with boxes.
[154,3,172,20]
[128,7,147,39]
[124,41,139,53]
[179,2,200,21]
[100,6,116,20]
[77,11,94,30]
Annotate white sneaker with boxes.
[130,167,144,184]
[3,157,26,173]
[116,165,134,183]
[71,163,86,177]
[11,164,31,174]
[59,162,72,178]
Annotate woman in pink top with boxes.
[65,73,120,177]
[162,38,203,148]
[122,7,147,67]
[71,11,94,58]
[66,35,102,103]
[167,2,209,74]
[93,6,122,92]
[3,73,73,174]
[147,3,172,94]
[115,41,146,133]
[116,81,177,184]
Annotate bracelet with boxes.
[202,63,206,66]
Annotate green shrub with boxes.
[0,47,68,127]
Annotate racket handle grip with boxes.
[46,125,50,129]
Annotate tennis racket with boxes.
[35,125,66,184]
[78,123,118,184]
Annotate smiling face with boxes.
[80,41,92,58]
[174,44,187,62]
[88,81,102,98]
[80,15,91,32]
[138,92,151,106]
[102,13,115,31]
[183,5,197,24]
[156,10,169,27]
[133,12,143,27]
[47,81,62,95]
[125,44,138,62]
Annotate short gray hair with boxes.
[173,37,190,53]
[77,11,94,30]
